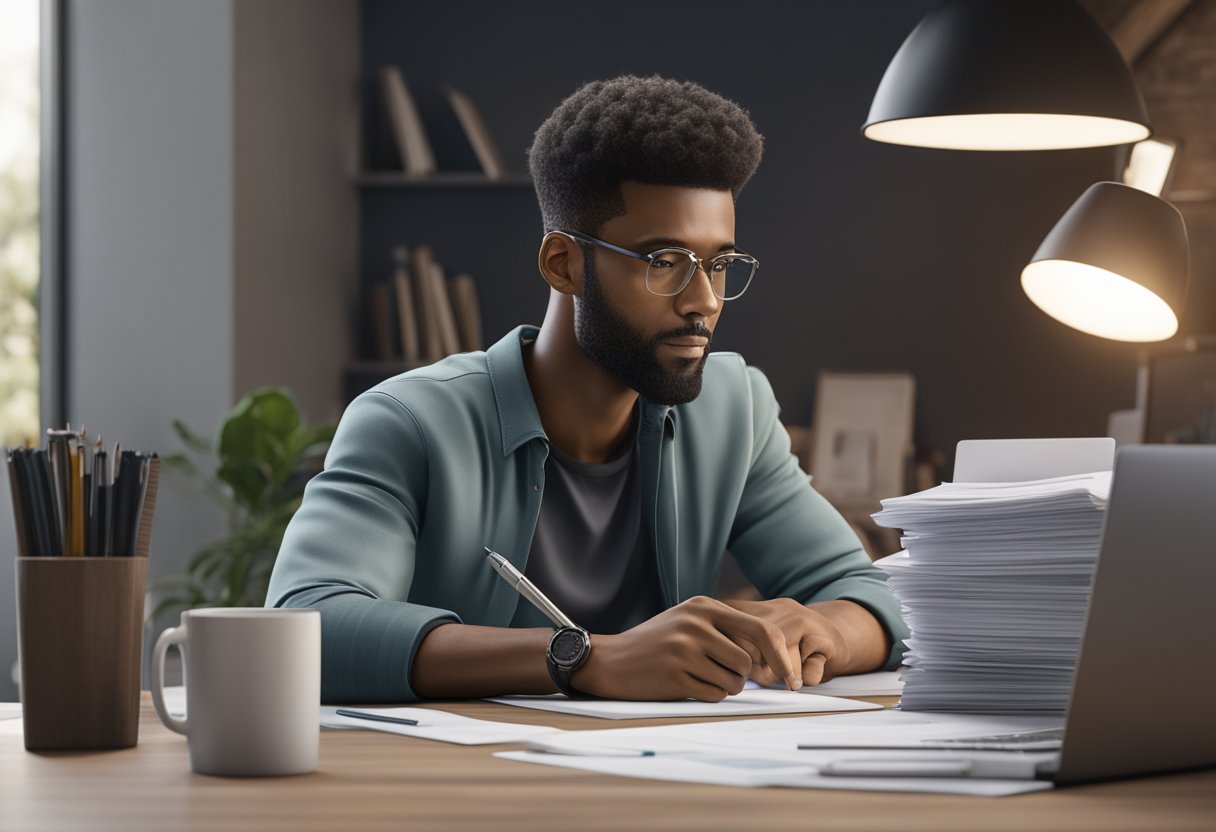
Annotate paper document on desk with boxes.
[495,709,1059,796]
[320,706,563,745]
[0,703,22,737]
[488,688,881,719]
[873,471,1110,713]
[496,750,1051,796]
[746,669,904,697]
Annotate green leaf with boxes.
[219,388,302,460]
[160,386,335,610]
[161,452,198,477]
[216,459,269,512]
[171,418,212,453]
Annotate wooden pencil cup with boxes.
[16,556,148,751]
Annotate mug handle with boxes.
[151,625,190,736]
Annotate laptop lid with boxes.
[954,438,1114,482]
[1054,445,1216,785]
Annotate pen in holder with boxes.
[16,555,148,750]
[7,426,159,751]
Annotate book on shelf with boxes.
[379,66,437,176]
[409,245,444,360]
[392,246,422,363]
[366,245,485,370]
[369,280,395,361]
[448,273,484,352]
[428,260,463,357]
[444,86,507,179]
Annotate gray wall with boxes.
[233,0,360,426]
[0,0,359,701]
[358,0,1157,470]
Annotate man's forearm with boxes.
[410,623,559,699]
[807,599,893,675]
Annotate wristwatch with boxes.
[546,626,593,698]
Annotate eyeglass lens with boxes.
[645,251,755,300]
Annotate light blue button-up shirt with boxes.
[267,325,908,702]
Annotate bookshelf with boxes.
[347,65,544,405]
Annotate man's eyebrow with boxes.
[634,237,737,253]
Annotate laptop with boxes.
[1042,444,1216,784]
[809,444,1216,784]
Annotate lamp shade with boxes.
[863,0,1151,151]
[1021,182,1188,342]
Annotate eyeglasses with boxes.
[558,230,759,301]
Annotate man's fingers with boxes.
[743,639,802,687]
[735,637,764,668]
[802,652,828,687]
[747,662,780,687]
[706,640,754,681]
[710,605,799,689]
[798,631,836,664]
[686,665,743,701]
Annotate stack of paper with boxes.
[872,472,1111,713]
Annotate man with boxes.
[267,75,908,703]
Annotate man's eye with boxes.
[710,260,728,272]
[651,258,676,269]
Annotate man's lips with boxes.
[662,337,710,347]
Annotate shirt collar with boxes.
[486,324,678,457]
[486,325,548,457]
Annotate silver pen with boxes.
[484,547,576,629]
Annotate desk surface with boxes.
[2,694,1213,832]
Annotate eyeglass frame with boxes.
[555,230,759,301]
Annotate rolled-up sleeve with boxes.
[266,390,460,703]
[727,368,908,670]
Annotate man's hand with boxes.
[722,598,850,687]
[571,595,801,702]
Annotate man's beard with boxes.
[573,253,712,406]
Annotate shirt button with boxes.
[532,484,540,492]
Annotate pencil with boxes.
[69,442,84,556]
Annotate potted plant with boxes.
[151,387,335,618]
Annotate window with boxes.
[0,1,41,446]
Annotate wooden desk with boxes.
[2,693,1213,831]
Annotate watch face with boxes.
[550,628,588,668]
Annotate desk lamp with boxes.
[1122,138,1179,198]
[863,0,1151,151]
[1021,181,1189,342]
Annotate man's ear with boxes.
[537,231,584,296]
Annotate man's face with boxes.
[573,182,735,406]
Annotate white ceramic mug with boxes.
[151,608,320,776]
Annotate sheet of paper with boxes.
[0,703,22,738]
[494,750,1052,796]
[497,709,1060,795]
[745,669,904,698]
[319,706,563,745]
[487,689,882,720]
[514,708,1064,756]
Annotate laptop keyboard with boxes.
[922,728,1065,751]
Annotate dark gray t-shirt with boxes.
[511,413,666,634]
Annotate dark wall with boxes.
[360,0,1148,471]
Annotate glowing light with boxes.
[863,114,1150,152]
[1021,259,1178,342]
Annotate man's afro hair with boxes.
[528,75,764,234]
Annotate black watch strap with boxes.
[546,626,593,699]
